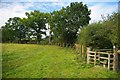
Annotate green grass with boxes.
[2,43,119,78]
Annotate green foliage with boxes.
[25,10,49,43]
[78,13,119,49]
[2,44,119,78]
[2,10,49,43]
[2,29,15,43]
[102,13,120,48]
[50,2,91,44]
[78,23,113,49]
[2,17,22,43]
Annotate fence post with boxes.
[63,43,64,47]
[87,47,91,64]
[66,44,68,47]
[94,51,97,66]
[113,46,118,72]
[98,51,100,65]
[82,45,84,58]
[79,45,82,58]
[108,53,110,70]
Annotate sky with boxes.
[0,0,119,28]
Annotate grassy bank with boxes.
[2,44,119,78]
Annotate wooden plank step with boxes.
[98,52,113,55]
[100,57,108,59]
[100,61,107,64]
[89,51,96,53]
[100,62,113,65]
[89,55,95,57]
[106,51,113,53]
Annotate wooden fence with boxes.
[41,42,86,58]
[41,42,75,48]
[87,47,120,72]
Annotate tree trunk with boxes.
[37,35,40,44]
[19,32,22,44]
[49,32,51,44]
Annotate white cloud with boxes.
[0,1,70,28]
[2,0,119,2]
[0,1,118,28]
[89,3,118,23]
[0,2,33,27]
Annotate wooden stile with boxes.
[86,47,120,71]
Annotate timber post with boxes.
[113,46,119,72]
[94,51,97,66]
[87,47,91,64]
[82,45,84,58]
[108,53,110,70]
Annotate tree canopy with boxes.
[2,2,91,45]
[49,2,91,44]
[2,11,50,43]
[25,10,49,43]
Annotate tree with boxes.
[17,18,30,43]
[2,28,14,43]
[2,17,20,43]
[50,2,91,44]
[2,17,28,43]
[25,10,49,44]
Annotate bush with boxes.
[78,22,113,49]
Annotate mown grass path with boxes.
[2,44,118,78]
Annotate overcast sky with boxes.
[0,0,118,28]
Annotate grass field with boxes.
[2,44,119,78]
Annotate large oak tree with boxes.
[25,10,49,43]
[49,2,91,45]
